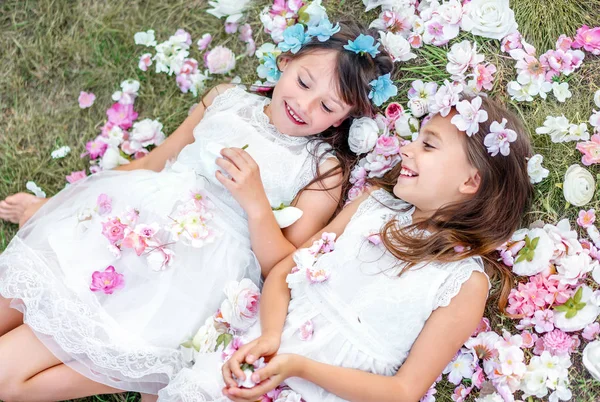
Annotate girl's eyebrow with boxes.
[423,129,443,142]
[300,66,344,108]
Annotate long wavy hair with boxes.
[275,21,395,214]
[371,96,534,310]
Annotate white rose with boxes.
[407,97,429,118]
[99,146,129,170]
[563,164,595,206]
[300,0,327,27]
[273,206,303,228]
[527,154,549,184]
[206,0,251,23]
[394,114,419,138]
[554,285,600,332]
[378,31,416,63]
[461,0,518,40]
[583,340,600,381]
[130,119,165,148]
[349,117,379,154]
[511,228,554,276]
[446,40,484,80]
[437,0,463,25]
[191,316,222,353]
[220,279,260,331]
[134,30,157,47]
[595,89,600,109]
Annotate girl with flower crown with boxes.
[0,22,396,401]
[157,96,534,402]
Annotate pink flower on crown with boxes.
[96,194,112,216]
[384,102,404,123]
[572,25,600,55]
[577,209,596,228]
[101,217,128,244]
[451,96,488,137]
[374,135,401,156]
[106,103,138,130]
[484,118,517,156]
[576,134,600,166]
[90,265,125,294]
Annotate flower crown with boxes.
[276,22,397,107]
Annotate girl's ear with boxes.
[459,169,481,195]
[278,56,291,72]
[332,117,347,127]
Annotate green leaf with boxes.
[554,304,570,313]
[565,309,577,319]
[575,302,587,310]
[214,333,233,352]
[180,340,193,348]
[240,362,255,372]
[516,253,528,263]
[530,236,540,249]
[574,287,583,303]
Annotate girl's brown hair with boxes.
[278,20,395,214]
[372,96,534,310]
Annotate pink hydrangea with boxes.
[106,103,138,129]
[101,217,128,244]
[533,329,575,356]
[90,265,125,294]
[78,91,96,108]
[572,25,600,55]
[66,170,87,184]
[576,134,600,165]
[507,279,548,317]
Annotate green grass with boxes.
[1,0,600,401]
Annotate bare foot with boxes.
[0,193,43,224]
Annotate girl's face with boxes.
[266,50,353,137]
[393,113,481,218]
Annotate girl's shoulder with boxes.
[351,188,412,221]
[204,84,267,115]
[430,256,490,309]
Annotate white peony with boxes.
[511,228,554,276]
[553,253,596,286]
[552,82,572,103]
[583,340,600,381]
[436,0,464,25]
[206,0,251,23]
[134,30,157,47]
[563,164,595,206]
[348,117,380,154]
[191,316,222,353]
[129,119,165,148]
[446,40,484,80]
[527,154,550,184]
[408,97,429,118]
[461,0,518,40]
[99,146,129,170]
[394,114,419,138]
[378,31,417,62]
[554,285,600,332]
[273,206,303,228]
[220,279,260,331]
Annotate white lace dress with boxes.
[158,189,489,402]
[0,86,332,394]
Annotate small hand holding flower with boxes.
[222,335,281,389]
[215,147,271,216]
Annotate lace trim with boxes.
[0,237,185,385]
[157,367,229,402]
[433,258,490,309]
[203,85,241,115]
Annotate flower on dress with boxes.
[146,247,175,272]
[78,91,96,109]
[96,194,112,216]
[278,24,312,54]
[299,320,314,341]
[306,19,340,42]
[577,209,596,228]
[451,96,488,137]
[343,33,381,58]
[483,118,517,156]
[66,170,87,184]
[90,265,125,294]
[368,73,397,107]
[220,278,260,331]
[101,217,128,245]
[576,134,600,166]
[306,265,331,283]
[527,154,549,184]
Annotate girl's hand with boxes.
[222,354,302,402]
[222,335,281,389]
[215,147,271,217]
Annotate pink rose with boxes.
[220,279,260,331]
[66,170,87,184]
[90,265,125,294]
[374,135,401,156]
[205,46,236,75]
[384,102,404,122]
[78,91,96,109]
[96,194,112,215]
[572,25,600,55]
[101,217,128,244]
[106,103,138,130]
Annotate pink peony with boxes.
[374,135,401,156]
[576,134,600,166]
[534,328,575,356]
[66,170,87,184]
[205,46,236,75]
[384,102,404,122]
[106,103,138,129]
[101,217,128,244]
[577,209,596,228]
[78,91,96,108]
[572,25,600,55]
[90,265,125,294]
[96,193,112,216]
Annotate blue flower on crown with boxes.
[257,53,281,83]
[343,34,380,58]
[369,73,397,107]
[278,24,312,54]
[306,19,341,42]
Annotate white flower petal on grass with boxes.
[563,164,595,206]
[134,30,157,47]
[535,115,572,143]
[527,154,549,184]
[51,145,71,159]
[26,181,46,198]
[552,82,572,103]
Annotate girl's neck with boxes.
[410,207,432,224]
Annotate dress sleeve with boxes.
[204,85,245,115]
[432,257,490,310]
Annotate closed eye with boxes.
[423,141,435,149]
[322,102,332,113]
[297,77,308,89]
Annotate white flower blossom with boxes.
[563,164,595,206]
[552,82,572,103]
[134,30,157,47]
[51,145,71,159]
[25,181,46,198]
[527,154,549,184]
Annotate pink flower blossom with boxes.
[520,330,538,348]
[101,217,128,244]
[384,102,404,122]
[96,194,112,216]
[205,46,236,74]
[532,309,554,333]
[347,185,365,201]
[501,31,523,53]
[197,33,212,51]
[472,63,496,91]
[451,96,488,136]
[582,322,600,340]
[121,230,147,256]
[239,23,253,42]
[407,32,423,48]
[507,279,548,317]
[225,21,239,34]
[429,80,463,117]
[84,136,108,160]
[510,46,547,82]
[576,134,600,165]
[556,34,573,51]
[572,25,600,55]
[367,232,382,245]
[78,91,96,108]
[147,247,175,271]
[90,265,124,294]
[222,336,244,362]
[484,118,517,156]
[533,329,575,356]
[471,366,485,389]
[471,317,491,337]
[374,135,401,156]
[174,28,192,46]
[577,209,596,228]
[138,53,152,71]
[299,320,314,341]
[320,232,336,253]
[66,170,87,184]
[106,103,138,129]
[306,266,330,283]
[451,384,473,402]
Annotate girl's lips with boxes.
[284,101,306,126]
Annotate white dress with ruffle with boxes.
[157,189,489,402]
[0,86,331,394]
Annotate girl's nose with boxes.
[399,141,414,159]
